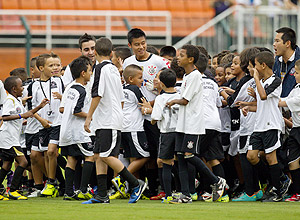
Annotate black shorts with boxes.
[0,146,25,162]
[61,143,94,158]
[239,135,250,154]
[25,133,39,152]
[121,131,149,158]
[175,132,201,154]
[249,130,281,154]
[144,120,160,158]
[199,129,224,161]
[286,127,300,164]
[221,132,230,146]
[39,126,60,147]
[94,129,121,157]
[158,132,176,160]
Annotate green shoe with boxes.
[111,176,126,196]
[232,192,256,202]
[190,193,198,201]
[162,196,173,204]
[77,190,93,200]
[218,194,229,202]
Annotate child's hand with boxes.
[242,106,249,116]
[248,87,256,98]
[40,118,52,128]
[139,97,152,115]
[21,111,33,119]
[39,99,50,108]
[221,87,235,95]
[22,120,27,125]
[145,80,154,91]
[84,117,92,133]
[235,101,247,109]
[166,100,176,108]
[52,92,62,100]
[22,96,32,105]
[253,68,260,80]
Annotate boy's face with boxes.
[177,49,190,67]
[273,33,288,57]
[111,51,120,68]
[83,64,92,83]
[247,61,255,77]
[153,71,162,90]
[215,67,226,86]
[162,55,173,62]
[212,57,218,69]
[14,78,24,97]
[225,67,234,81]
[52,58,62,77]
[128,36,147,58]
[80,40,96,64]
[41,57,58,78]
[130,70,143,88]
[231,56,242,76]
[31,63,41,79]
[254,58,264,77]
[294,66,300,84]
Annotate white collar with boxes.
[279,50,295,63]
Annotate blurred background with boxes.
[0,0,299,79]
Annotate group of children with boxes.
[0,27,299,204]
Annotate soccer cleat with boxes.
[232,192,257,202]
[211,177,226,202]
[6,170,14,187]
[8,190,27,200]
[261,191,282,202]
[63,193,79,201]
[27,188,41,198]
[141,194,150,200]
[128,180,147,203]
[280,176,292,196]
[82,195,110,204]
[111,175,126,196]
[150,191,166,200]
[169,193,192,204]
[218,194,229,202]
[171,192,182,199]
[255,190,263,200]
[190,192,198,201]
[201,192,212,201]
[41,183,58,197]
[285,194,300,202]
[0,194,9,201]
[76,190,93,200]
[109,191,125,200]
[161,196,173,204]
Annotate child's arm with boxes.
[34,113,52,128]
[151,119,157,125]
[253,69,267,100]
[74,112,87,118]
[278,99,288,107]
[84,96,101,133]
[166,98,188,108]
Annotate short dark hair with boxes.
[181,44,200,64]
[4,76,20,93]
[146,45,159,55]
[255,51,275,69]
[159,68,176,88]
[195,53,208,73]
[79,33,96,49]
[171,57,185,79]
[276,27,297,50]
[196,46,209,59]
[160,46,177,58]
[224,62,232,70]
[217,50,231,65]
[240,47,260,73]
[10,68,27,82]
[113,47,132,61]
[127,28,146,44]
[36,52,60,71]
[255,47,273,53]
[30,57,37,68]
[69,56,92,79]
[220,53,235,65]
[123,64,143,82]
[95,37,113,57]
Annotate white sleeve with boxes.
[0,80,7,105]
[2,98,15,116]
[61,65,73,88]
[182,73,202,102]
[151,96,163,121]
[286,93,300,112]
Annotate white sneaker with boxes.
[211,177,226,202]
[27,188,41,198]
[201,192,212,201]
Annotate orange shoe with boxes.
[150,192,166,200]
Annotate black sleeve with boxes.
[26,81,34,110]
[130,85,145,102]
[73,88,86,114]
[227,75,252,106]
[265,77,281,96]
[92,65,101,98]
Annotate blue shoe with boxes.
[255,190,263,200]
[232,192,256,202]
[82,196,110,204]
[128,180,147,203]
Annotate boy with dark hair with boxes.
[83,37,147,204]
[0,76,48,200]
[244,51,288,202]
[160,46,177,61]
[166,45,226,203]
[110,64,150,200]
[171,57,185,93]
[111,47,132,74]
[151,68,180,203]
[273,27,300,97]
[10,68,28,83]
[60,56,94,200]
[279,59,300,201]
[29,53,65,197]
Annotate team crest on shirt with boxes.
[50,81,58,89]
[147,65,157,76]
[16,107,22,114]
[187,141,194,149]
[290,68,295,76]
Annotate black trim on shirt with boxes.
[26,81,34,110]
[71,84,86,114]
[264,76,281,96]
[92,61,111,98]
[135,54,153,62]
[124,84,144,102]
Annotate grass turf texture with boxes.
[1,198,300,220]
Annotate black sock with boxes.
[56,165,65,188]
[172,161,181,192]
[119,167,138,189]
[188,163,196,194]
[177,154,190,196]
[80,161,94,193]
[74,160,82,190]
[97,174,107,197]
[212,163,225,179]
[48,178,56,184]
[35,184,44,191]
[290,168,300,194]
[269,163,281,194]
[65,167,75,196]
[158,168,164,191]
[240,154,255,196]
[10,166,26,192]
[146,168,158,195]
[253,159,269,184]
[28,179,34,188]
[162,164,172,197]
[57,154,67,170]
[0,168,9,186]
[186,155,218,184]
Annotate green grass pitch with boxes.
[1,198,300,220]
